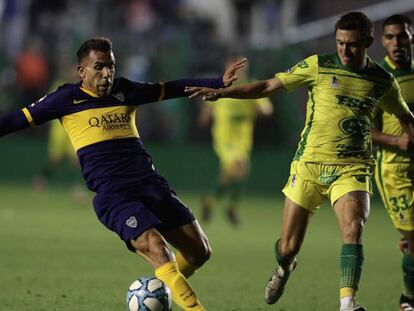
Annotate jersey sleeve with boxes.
[23,86,70,126]
[378,78,411,117]
[119,77,224,105]
[275,55,318,91]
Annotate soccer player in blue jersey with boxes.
[186,12,414,311]
[372,15,414,311]
[0,37,246,311]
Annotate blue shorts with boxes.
[93,178,195,252]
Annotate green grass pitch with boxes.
[0,183,401,310]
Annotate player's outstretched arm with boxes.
[154,58,247,102]
[185,77,286,101]
[0,110,30,137]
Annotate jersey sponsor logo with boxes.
[338,116,371,136]
[126,216,137,228]
[337,116,371,159]
[73,99,88,104]
[336,95,375,114]
[320,174,338,185]
[88,112,131,131]
[330,76,340,88]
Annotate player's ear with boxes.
[78,65,86,79]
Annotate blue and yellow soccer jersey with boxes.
[375,56,414,164]
[16,77,223,193]
[209,95,272,167]
[276,53,410,165]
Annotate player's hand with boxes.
[185,86,222,101]
[397,132,413,151]
[222,58,247,87]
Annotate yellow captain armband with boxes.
[21,108,35,127]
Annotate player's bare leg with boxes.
[334,191,369,311]
[131,227,207,311]
[398,230,414,310]
[264,197,311,304]
[162,220,211,278]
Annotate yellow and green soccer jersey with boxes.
[276,53,410,165]
[375,56,414,164]
[209,94,272,166]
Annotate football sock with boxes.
[402,252,414,299]
[155,261,205,311]
[274,239,294,270]
[176,251,199,278]
[228,180,244,204]
[214,182,229,201]
[339,244,364,300]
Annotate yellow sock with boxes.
[155,261,205,311]
[340,287,354,299]
[176,251,199,278]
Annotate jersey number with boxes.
[389,195,409,212]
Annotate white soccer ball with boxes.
[126,276,172,311]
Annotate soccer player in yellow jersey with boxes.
[199,59,273,226]
[372,14,414,311]
[187,12,414,311]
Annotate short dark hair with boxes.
[335,12,374,38]
[383,14,413,30]
[76,37,113,64]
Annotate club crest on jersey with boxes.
[126,216,137,228]
[330,76,340,88]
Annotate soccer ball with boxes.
[126,276,172,311]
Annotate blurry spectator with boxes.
[15,40,49,105]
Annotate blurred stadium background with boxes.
[1,1,414,310]
[0,0,412,193]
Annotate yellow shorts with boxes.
[48,120,76,161]
[375,162,414,231]
[214,142,250,171]
[282,161,373,213]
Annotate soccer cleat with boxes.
[264,258,297,304]
[340,306,366,311]
[400,294,414,311]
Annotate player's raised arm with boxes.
[185,77,286,101]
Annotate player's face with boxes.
[382,23,413,66]
[336,29,372,71]
[78,50,115,97]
